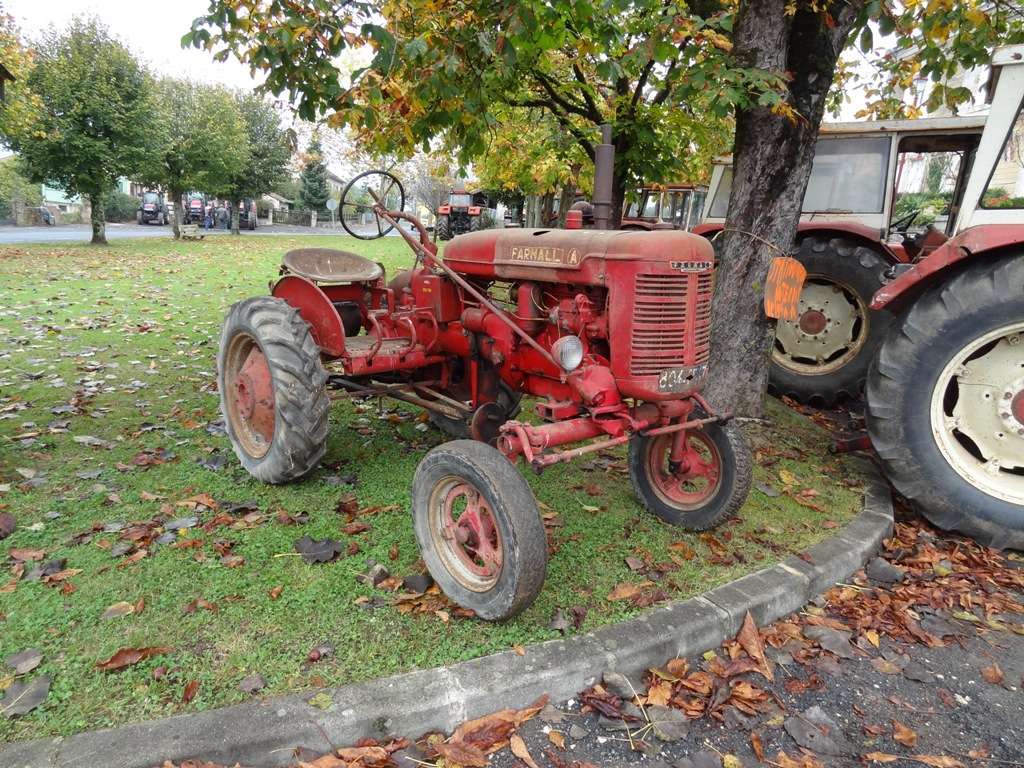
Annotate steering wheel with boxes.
[340,170,406,240]
[890,208,921,234]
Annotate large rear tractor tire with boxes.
[770,237,894,406]
[866,254,1024,550]
[469,215,482,232]
[217,297,329,484]
[436,215,452,241]
[412,440,548,620]
[629,418,752,531]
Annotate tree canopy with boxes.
[223,93,293,232]
[184,1,765,217]
[151,79,249,235]
[6,17,157,243]
[297,136,330,214]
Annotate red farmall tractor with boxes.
[435,186,493,241]
[217,161,753,620]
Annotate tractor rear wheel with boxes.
[628,418,752,530]
[469,215,481,232]
[770,236,893,406]
[411,440,547,620]
[436,215,451,241]
[218,296,329,484]
[866,254,1024,550]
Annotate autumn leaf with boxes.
[892,720,918,747]
[510,733,540,768]
[736,611,773,681]
[863,754,900,764]
[101,601,137,620]
[981,662,1004,685]
[548,730,565,749]
[607,581,651,601]
[750,731,765,761]
[182,679,199,703]
[910,757,965,768]
[646,679,672,706]
[269,585,283,600]
[96,646,171,672]
[433,740,488,767]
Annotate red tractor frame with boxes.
[217,165,753,620]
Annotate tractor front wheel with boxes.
[412,440,547,620]
[436,215,452,241]
[629,420,752,530]
[217,297,329,484]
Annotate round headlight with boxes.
[552,335,584,372]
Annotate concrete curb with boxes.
[2,475,893,768]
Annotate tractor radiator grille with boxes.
[629,272,714,376]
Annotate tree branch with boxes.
[571,62,603,121]
[531,69,598,123]
[505,96,596,159]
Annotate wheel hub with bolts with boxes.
[931,325,1024,502]
[1010,387,1024,428]
[774,279,862,373]
[431,478,503,591]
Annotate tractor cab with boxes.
[694,80,1020,407]
[622,184,707,231]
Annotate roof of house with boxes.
[0,64,14,83]
[263,192,294,203]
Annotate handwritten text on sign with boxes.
[764,256,807,322]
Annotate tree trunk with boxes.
[556,184,574,228]
[89,193,107,245]
[231,199,241,235]
[610,170,625,229]
[171,188,184,239]
[703,0,865,417]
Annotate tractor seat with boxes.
[282,248,383,284]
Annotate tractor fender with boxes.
[872,224,1024,311]
[271,275,346,357]
[692,221,901,263]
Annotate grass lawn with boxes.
[0,233,870,742]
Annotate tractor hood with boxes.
[443,228,714,285]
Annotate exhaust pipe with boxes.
[592,124,614,231]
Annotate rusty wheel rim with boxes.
[646,432,722,510]
[223,332,275,459]
[427,477,503,591]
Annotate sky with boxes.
[3,0,261,90]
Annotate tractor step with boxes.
[344,335,412,358]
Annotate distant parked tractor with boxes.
[216,147,760,620]
[185,193,206,224]
[137,191,168,225]
[435,186,494,241]
[864,45,1024,550]
[698,103,995,406]
[238,199,258,230]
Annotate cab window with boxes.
[803,136,890,214]
[981,98,1024,209]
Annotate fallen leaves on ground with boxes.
[96,646,171,672]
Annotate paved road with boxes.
[0,223,357,244]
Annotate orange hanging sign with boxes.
[763,256,806,321]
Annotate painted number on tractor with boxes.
[658,364,707,393]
